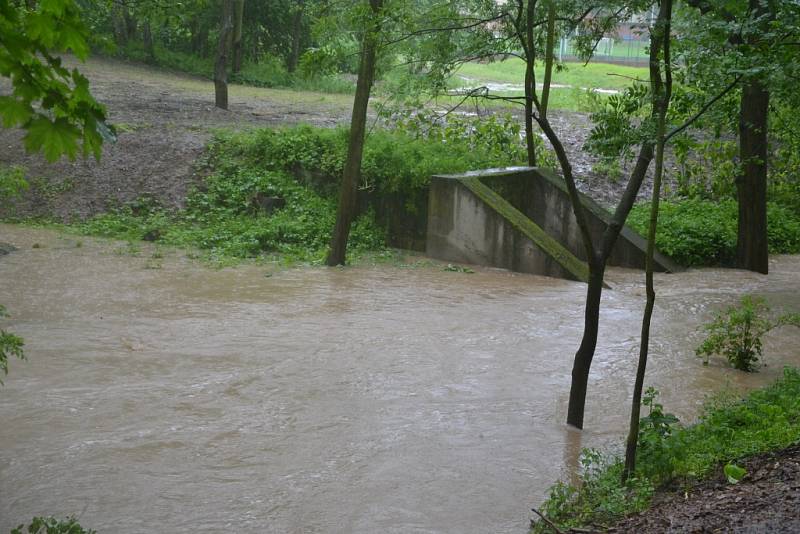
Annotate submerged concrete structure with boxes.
[426,167,680,281]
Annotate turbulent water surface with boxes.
[1,225,798,533]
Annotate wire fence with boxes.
[557,36,650,66]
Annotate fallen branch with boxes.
[531,508,564,534]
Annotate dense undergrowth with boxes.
[628,199,800,266]
[532,367,800,532]
[74,120,528,263]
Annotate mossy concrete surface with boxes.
[426,171,590,282]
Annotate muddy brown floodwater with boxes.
[1,225,798,533]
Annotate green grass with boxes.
[533,367,800,532]
[454,59,648,90]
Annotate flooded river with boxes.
[1,225,798,533]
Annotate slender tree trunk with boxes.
[232,0,245,73]
[736,78,769,274]
[523,0,537,166]
[214,0,235,110]
[113,4,128,46]
[142,20,155,62]
[540,0,556,118]
[326,0,383,266]
[288,0,305,73]
[623,0,673,481]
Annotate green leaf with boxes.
[724,463,746,484]
[0,96,32,127]
[23,116,81,162]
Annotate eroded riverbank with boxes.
[1,225,798,533]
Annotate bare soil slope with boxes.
[608,444,800,533]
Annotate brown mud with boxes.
[608,444,800,533]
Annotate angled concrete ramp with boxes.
[426,167,681,282]
[426,174,589,282]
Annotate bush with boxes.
[12,516,95,534]
[696,296,800,371]
[627,198,800,266]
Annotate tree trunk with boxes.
[112,4,128,46]
[214,0,235,110]
[287,0,306,73]
[734,0,771,274]
[540,0,556,118]
[523,0,537,167]
[142,20,155,62]
[736,79,769,274]
[623,0,673,481]
[565,260,604,428]
[326,0,383,266]
[232,0,245,73]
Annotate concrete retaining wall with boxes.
[430,167,680,274]
[426,174,589,282]
[426,167,681,281]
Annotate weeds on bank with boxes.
[532,368,800,532]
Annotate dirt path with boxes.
[0,56,639,221]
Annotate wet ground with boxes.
[609,444,800,533]
[1,225,798,533]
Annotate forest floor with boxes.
[0,55,640,221]
[606,444,800,533]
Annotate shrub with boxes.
[627,199,800,266]
[12,516,95,534]
[696,296,800,371]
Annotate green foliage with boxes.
[534,449,654,533]
[74,123,521,263]
[696,296,800,372]
[723,463,746,484]
[585,83,652,161]
[0,0,110,161]
[627,199,800,266]
[534,368,800,532]
[0,165,29,199]
[0,304,25,386]
[12,516,95,534]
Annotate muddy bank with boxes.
[609,444,800,533]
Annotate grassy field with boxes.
[454,58,649,90]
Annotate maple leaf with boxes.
[23,116,81,162]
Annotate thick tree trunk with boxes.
[214,0,235,110]
[288,0,305,73]
[232,0,245,73]
[736,78,769,274]
[326,0,383,266]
